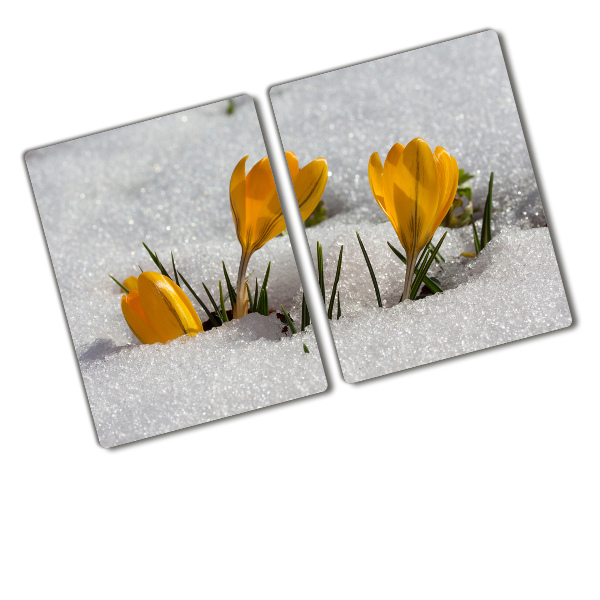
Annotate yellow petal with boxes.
[121,291,165,344]
[138,272,203,342]
[246,156,276,205]
[242,156,279,253]
[285,151,299,180]
[249,186,285,252]
[251,157,328,252]
[370,151,397,224]
[230,155,249,250]
[295,158,328,220]
[433,147,456,214]
[123,276,138,291]
[390,138,439,254]
[381,143,405,232]
[368,152,384,204]
[428,150,459,238]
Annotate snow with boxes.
[302,224,570,383]
[26,96,327,447]
[271,30,571,383]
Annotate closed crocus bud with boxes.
[229,151,328,319]
[368,137,458,301]
[120,272,203,344]
[123,276,139,291]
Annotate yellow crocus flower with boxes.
[123,275,139,291]
[368,137,458,301]
[121,272,203,344]
[230,151,328,318]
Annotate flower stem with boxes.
[401,252,417,302]
[233,252,251,319]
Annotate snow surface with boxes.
[271,30,571,383]
[26,96,327,447]
[301,223,570,383]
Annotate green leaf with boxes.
[109,274,129,294]
[171,252,179,286]
[317,241,325,303]
[427,241,445,264]
[257,288,268,316]
[178,271,220,327]
[458,169,475,186]
[219,281,229,322]
[327,245,343,319]
[387,242,443,294]
[303,343,310,354]
[255,262,271,316]
[356,231,382,308]
[336,291,341,320]
[202,282,223,322]
[246,282,253,311]
[470,215,481,254]
[142,243,171,279]
[253,278,259,314]
[301,293,310,331]
[227,99,234,115]
[410,232,447,300]
[304,199,327,228]
[414,244,430,274]
[481,171,494,249]
[456,185,472,200]
[280,305,297,335]
[222,261,237,311]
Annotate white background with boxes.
[2,2,598,598]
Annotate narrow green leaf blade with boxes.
[280,305,297,335]
[470,215,481,254]
[259,262,271,298]
[414,245,429,274]
[178,271,220,327]
[387,242,443,294]
[202,282,223,322]
[246,282,253,311]
[356,232,382,308]
[303,343,310,354]
[327,245,344,319]
[428,241,445,264]
[142,243,171,279]
[410,232,447,300]
[222,261,237,310]
[301,292,310,331]
[109,274,129,294]
[317,241,325,303]
[255,263,271,316]
[481,171,494,249]
[219,281,229,322]
[253,278,259,313]
[171,252,179,286]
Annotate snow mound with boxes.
[81,313,324,448]
[313,226,570,383]
[26,96,327,447]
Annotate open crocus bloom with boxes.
[368,137,458,301]
[230,151,328,318]
[121,272,203,344]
